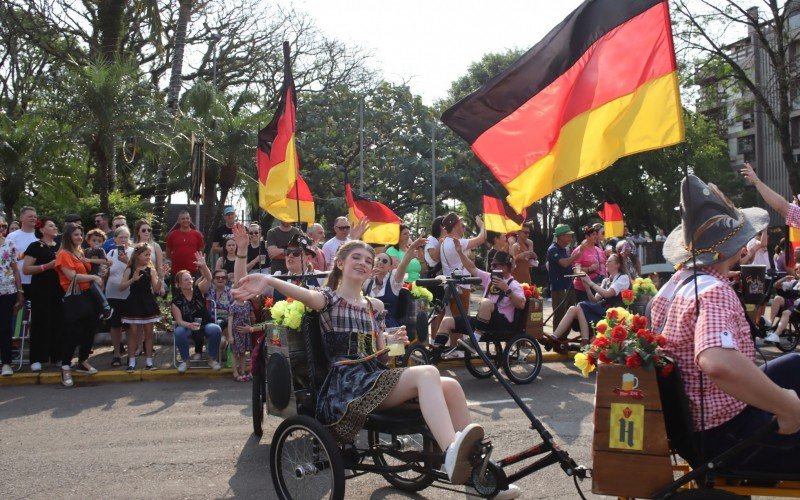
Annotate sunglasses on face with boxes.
[214,276,227,281]
[114,224,125,228]
[336,226,350,230]
[248,231,260,235]
[140,228,151,233]
[285,249,303,257]
[376,257,390,265]
[0,224,7,229]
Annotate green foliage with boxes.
[32,191,153,229]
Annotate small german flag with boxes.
[441,0,684,213]
[265,174,315,223]
[598,201,624,238]
[258,42,299,211]
[482,181,526,233]
[788,226,800,268]
[344,183,401,245]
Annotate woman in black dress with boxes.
[21,218,63,369]
[233,236,495,487]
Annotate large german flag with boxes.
[258,42,298,211]
[598,200,624,238]
[482,181,526,233]
[344,183,401,245]
[265,174,315,223]
[441,0,684,213]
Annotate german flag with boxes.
[598,201,624,238]
[258,42,298,211]
[344,183,401,245]
[482,181,526,233]
[441,0,684,213]
[265,174,315,223]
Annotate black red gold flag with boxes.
[441,0,684,212]
[598,201,624,238]
[482,181,526,233]
[266,174,315,223]
[258,42,299,211]
[344,183,401,245]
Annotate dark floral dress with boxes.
[316,287,404,444]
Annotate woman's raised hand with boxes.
[410,236,426,249]
[232,274,269,300]
[194,251,208,268]
[232,223,249,251]
[351,217,370,240]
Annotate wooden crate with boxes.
[592,364,673,499]
[525,299,544,339]
[265,323,312,418]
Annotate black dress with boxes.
[315,288,404,444]
[122,267,160,324]
[24,240,63,364]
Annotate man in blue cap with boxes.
[547,224,582,328]
[211,205,237,257]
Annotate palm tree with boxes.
[152,0,194,240]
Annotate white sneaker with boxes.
[1,364,13,376]
[208,360,221,371]
[177,362,188,373]
[493,484,522,499]
[61,367,73,387]
[442,348,465,359]
[443,423,484,485]
[765,331,781,343]
[30,362,42,372]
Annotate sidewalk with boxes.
[2,297,574,387]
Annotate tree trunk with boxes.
[91,135,111,213]
[153,0,193,241]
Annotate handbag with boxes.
[62,275,96,323]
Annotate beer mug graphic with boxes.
[621,373,639,391]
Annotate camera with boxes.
[491,270,503,280]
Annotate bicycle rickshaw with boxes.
[401,273,544,385]
[253,273,589,499]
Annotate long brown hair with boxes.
[133,219,152,243]
[126,242,154,275]
[607,252,630,280]
[60,223,84,255]
[325,240,375,291]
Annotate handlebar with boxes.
[416,273,482,288]
[271,272,330,282]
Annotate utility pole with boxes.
[431,121,436,219]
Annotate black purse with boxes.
[62,275,96,323]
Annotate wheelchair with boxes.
[401,274,543,385]
[253,289,590,499]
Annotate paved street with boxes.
[1,362,601,499]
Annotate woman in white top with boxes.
[365,238,426,327]
[105,226,134,366]
[545,253,631,351]
[133,219,165,295]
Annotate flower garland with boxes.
[402,282,434,304]
[265,297,309,330]
[573,307,673,377]
[632,277,658,299]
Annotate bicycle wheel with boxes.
[367,429,436,492]
[464,340,501,379]
[270,414,345,500]
[252,365,266,437]
[777,320,800,353]
[502,334,543,384]
[404,345,431,367]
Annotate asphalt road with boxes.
[0,358,785,500]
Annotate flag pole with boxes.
[359,98,365,196]
[431,121,436,219]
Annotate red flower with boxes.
[645,333,656,344]
[608,309,619,320]
[524,289,533,298]
[636,328,647,339]
[660,363,674,377]
[625,352,642,368]
[598,351,612,364]
[633,315,647,330]
[620,289,634,304]
[586,352,596,365]
[611,325,627,342]
[592,336,610,348]
[656,335,667,347]
[285,297,294,303]
[596,322,608,334]
[263,297,275,309]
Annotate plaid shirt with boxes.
[650,268,754,430]
[787,203,800,228]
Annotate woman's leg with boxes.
[174,326,192,361]
[774,309,791,336]
[127,323,140,366]
[441,377,470,431]
[110,326,122,357]
[377,365,458,450]
[142,323,154,357]
[770,296,785,322]
[61,322,78,368]
[77,317,96,364]
[0,294,15,365]
[204,323,222,359]
[576,307,591,340]
[552,306,579,339]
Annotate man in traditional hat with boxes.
[547,224,580,328]
[649,174,800,474]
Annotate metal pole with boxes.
[359,98,364,195]
[431,122,436,219]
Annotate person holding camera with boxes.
[105,226,134,367]
[434,243,526,357]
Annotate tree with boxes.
[673,0,800,192]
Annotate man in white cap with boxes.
[211,205,237,257]
[650,174,800,474]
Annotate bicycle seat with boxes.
[364,410,426,434]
